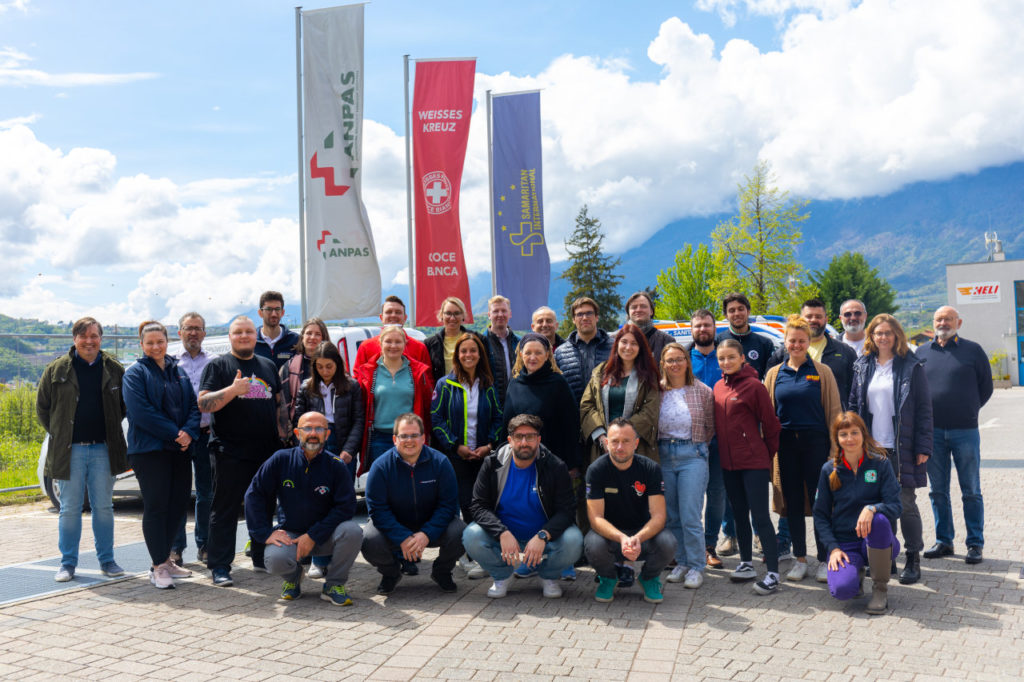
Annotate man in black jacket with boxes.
[626,291,675,361]
[482,295,520,406]
[766,298,857,409]
[462,414,583,599]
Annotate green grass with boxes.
[0,435,39,488]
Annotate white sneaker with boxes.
[777,547,795,561]
[162,560,192,579]
[815,562,829,583]
[487,579,509,598]
[683,569,704,589]
[666,565,686,583]
[730,562,756,582]
[787,561,808,581]
[459,555,487,580]
[150,565,175,589]
[307,564,325,579]
[541,578,562,598]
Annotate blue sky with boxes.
[2,0,1022,325]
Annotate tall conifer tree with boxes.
[559,206,623,333]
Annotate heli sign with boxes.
[955,281,1001,305]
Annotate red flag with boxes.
[412,59,476,326]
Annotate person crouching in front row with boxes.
[813,411,902,615]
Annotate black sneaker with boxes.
[376,574,401,595]
[400,559,419,576]
[431,572,458,593]
[196,546,208,564]
[616,564,635,588]
[212,569,233,587]
[753,572,780,595]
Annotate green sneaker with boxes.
[639,576,664,603]
[595,576,617,602]
[281,580,301,601]
[243,539,252,557]
[321,584,353,606]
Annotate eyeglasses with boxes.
[573,310,596,319]
[180,326,205,333]
[395,433,423,441]
[261,306,284,313]
[297,426,327,434]
[872,330,894,338]
[511,432,540,442]
[841,311,864,318]
[442,311,463,318]
[663,358,687,365]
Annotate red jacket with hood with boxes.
[713,364,781,471]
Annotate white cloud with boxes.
[0,1,30,14]
[0,47,158,87]
[0,112,39,128]
[696,0,857,27]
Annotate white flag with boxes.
[302,4,381,318]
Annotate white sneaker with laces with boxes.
[541,578,562,598]
[683,569,704,589]
[487,579,509,598]
[787,561,808,581]
[163,560,192,579]
[459,555,487,580]
[730,562,757,582]
[666,565,686,583]
[816,562,829,583]
[307,564,325,579]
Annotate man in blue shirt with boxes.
[463,414,583,599]
[244,411,363,605]
[361,413,465,595]
[918,306,993,565]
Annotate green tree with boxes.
[654,243,721,320]
[811,251,898,328]
[711,161,810,314]
[559,206,623,334]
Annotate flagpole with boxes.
[486,89,496,298]
[404,54,415,324]
[295,6,308,322]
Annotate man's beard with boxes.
[513,446,537,462]
[844,322,864,334]
[233,348,255,359]
[302,440,324,455]
[935,328,956,341]
[693,331,715,346]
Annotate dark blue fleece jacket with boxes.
[365,444,459,546]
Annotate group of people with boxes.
[36,288,993,615]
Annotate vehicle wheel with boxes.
[43,476,89,512]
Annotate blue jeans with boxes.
[173,434,213,553]
[928,428,984,548]
[367,429,393,470]
[704,437,726,547]
[462,522,583,581]
[661,438,709,572]
[57,443,116,568]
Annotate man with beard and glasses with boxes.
[199,316,290,587]
[462,414,582,599]
[838,299,868,356]
[917,306,993,566]
[244,411,362,605]
[768,298,856,409]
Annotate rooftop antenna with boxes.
[984,231,1005,262]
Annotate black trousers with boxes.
[449,455,483,523]
[130,451,193,567]
[722,468,778,573]
[778,428,830,561]
[207,454,269,572]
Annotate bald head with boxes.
[933,306,962,343]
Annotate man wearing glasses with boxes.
[360,413,465,595]
[553,297,613,403]
[462,414,582,599]
[254,290,300,370]
[837,299,868,356]
[244,411,363,605]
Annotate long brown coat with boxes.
[579,363,661,464]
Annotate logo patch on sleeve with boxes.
[633,481,647,496]
[864,470,877,483]
[314,485,330,495]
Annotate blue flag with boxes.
[491,91,549,330]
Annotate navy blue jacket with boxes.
[430,373,502,457]
[716,327,777,379]
[553,329,613,402]
[123,355,201,455]
[255,325,301,370]
[366,444,459,546]
[813,453,902,554]
[849,351,933,488]
[244,446,356,545]
[483,328,520,407]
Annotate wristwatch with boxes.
[866,505,878,514]
[537,530,550,543]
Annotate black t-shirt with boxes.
[200,353,281,459]
[585,454,664,536]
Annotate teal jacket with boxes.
[36,348,129,479]
[429,373,502,457]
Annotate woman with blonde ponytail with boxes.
[812,412,901,615]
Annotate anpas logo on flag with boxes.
[423,171,452,214]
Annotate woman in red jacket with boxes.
[357,325,433,476]
[714,339,783,595]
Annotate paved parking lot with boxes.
[0,390,1022,681]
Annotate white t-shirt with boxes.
[841,334,866,356]
[658,387,693,440]
[318,382,336,422]
[463,378,480,450]
[867,358,896,448]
